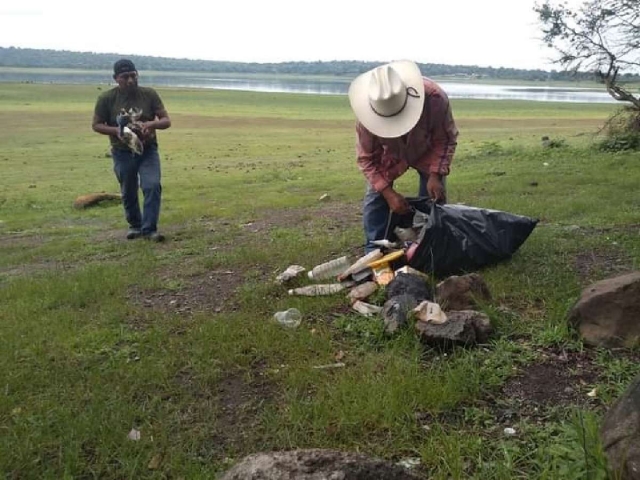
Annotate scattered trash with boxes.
[308,256,351,280]
[394,265,429,278]
[413,301,448,324]
[128,428,141,441]
[543,162,549,166]
[288,284,345,296]
[319,193,330,201]
[368,250,405,286]
[148,453,163,470]
[352,300,383,317]
[587,387,598,398]
[504,427,517,436]
[394,226,419,242]
[275,265,306,284]
[313,363,346,370]
[274,308,302,328]
[351,267,374,283]
[371,239,401,249]
[347,281,378,304]
[338,250,382,281]
[397,457,422,470]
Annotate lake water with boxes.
[0,69,619,104]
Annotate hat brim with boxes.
[348,60,425,139]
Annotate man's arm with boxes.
[423,91,458,176]
[141,91,171,137]
[92,95,119,137]
[418,91,459,201]
[92,113,119,137]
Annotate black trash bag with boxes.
[395,198,538,277]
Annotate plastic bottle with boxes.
[288,284,345,296]
[307,256,350,280]
[347,281,378,304]
[273,308,302,328]
[338,249,382,280]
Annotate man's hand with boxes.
[427,173,446,203]
[381,187,411,215]
[140,121,157,140]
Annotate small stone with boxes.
[564,387,574,394]
[148,454,163,470]
[127,428,141,441]
[504,427,517,436]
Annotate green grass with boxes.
[1,83,639,479]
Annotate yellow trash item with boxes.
[367,250,405,286]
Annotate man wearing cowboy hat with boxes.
[348,60,458,252]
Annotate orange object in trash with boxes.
[367,250,405,286]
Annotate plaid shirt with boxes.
[355,77,458,192]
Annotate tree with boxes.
[535,0,640,109]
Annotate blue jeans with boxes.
[112,146,162,235]
[362,171,429,253]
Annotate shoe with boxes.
[144,231,165,242]
[126,228,142,240]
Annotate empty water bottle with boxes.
[307,256,350,280]
[274,308,302,328]
[288,284,345,296]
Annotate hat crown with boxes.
[368,65,408,117]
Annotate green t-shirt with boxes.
[94,86,165,151]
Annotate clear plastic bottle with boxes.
[274,308,302,328]
[307,256,350,280]
[288,284,345,296]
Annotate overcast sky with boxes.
[0,0,584,70]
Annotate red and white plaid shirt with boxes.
[355,77,458,192]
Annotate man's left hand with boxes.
[427,174,446,203]
[140,121,157,140]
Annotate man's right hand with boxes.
[381,187,411,215]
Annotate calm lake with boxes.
[0,69,619,104]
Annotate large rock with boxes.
[383,295,419,334]
[436,273,491,311]
[386,273,432,302]
[601,374,640,479]
[415,310,493,347]
[568,272,640,348]
[219,449,419,480]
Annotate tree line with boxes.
[3,47,639,83]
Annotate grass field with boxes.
[1,82,639,479]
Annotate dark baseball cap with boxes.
[113,59,136,76]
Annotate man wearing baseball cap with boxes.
[92,59,171,242]
[348,60,458,252]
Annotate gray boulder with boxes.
[601,374,640,479]
[416,310,493,347]
[568,272,640,348]
[219,449,419,480]
[436,273,491,311]
[383,295,419,334]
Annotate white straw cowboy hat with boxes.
[348,60,425,138]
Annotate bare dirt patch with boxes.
[239,201,362,234]
[500,352,599,415]
[574,247,633,284]
[128,269,245,316]
[212,367,274,455]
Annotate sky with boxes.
[0,0,585,70]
